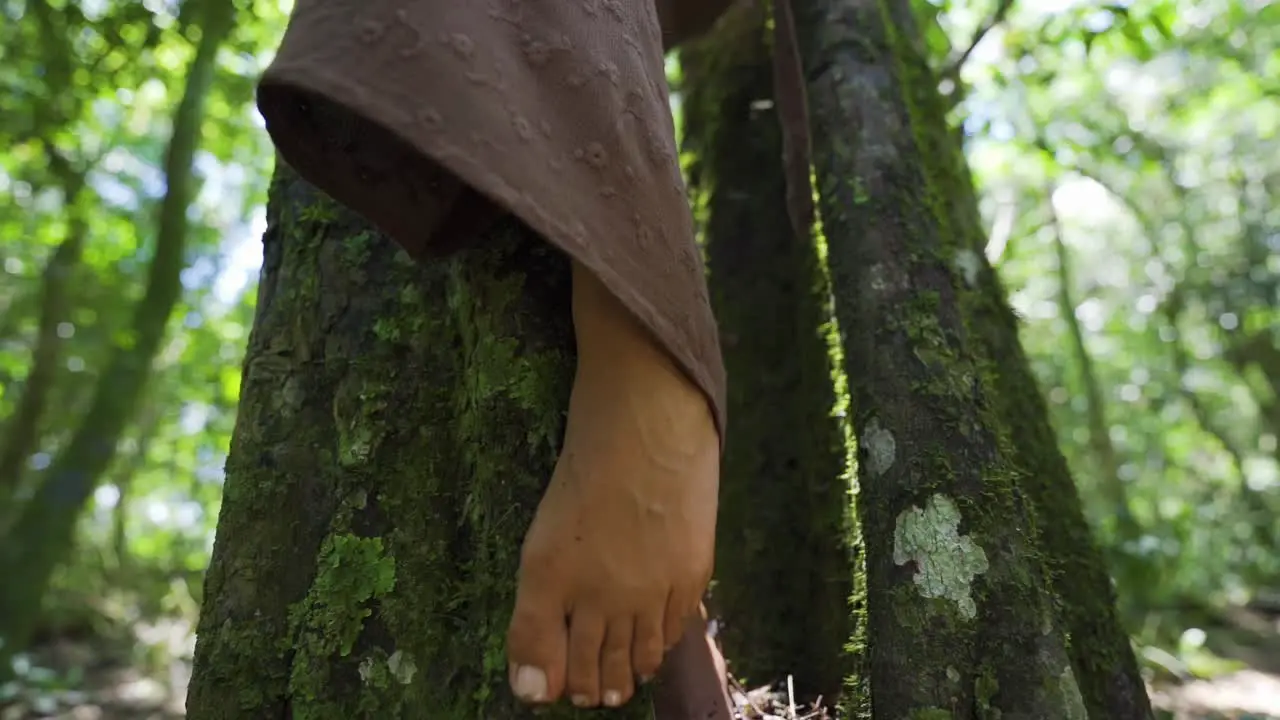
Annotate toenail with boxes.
[604,690,623,707]
[512,665,547,702]
[571,694,591,707]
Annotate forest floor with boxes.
[1142,602,1280,720]
[1,607,1278,719]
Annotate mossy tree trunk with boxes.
[185,163,655,719]
[881,4,1153,716]
[960,205,1154,719]
[794,0,1097,716]
[680,5,855,706]
[792,0,1153,716]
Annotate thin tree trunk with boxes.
[1046,189,1139,540]
[0,0,234,674]
[0,0,99,511]
[0,178,86,511]
[680,5,855,705]
[186,161,665,718]
[109,404,162,574]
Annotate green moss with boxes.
[332,376,392,468]
[851,175,870,205]
[975,665,1006,719]
[193,622,293,712]
[297,193,343,225]
[192,157,667,718]
[372,317,400,343]
[287,534,398,716]
[343,230,375,265]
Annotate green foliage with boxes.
[0,0,286,691]
[954,0,1280,628]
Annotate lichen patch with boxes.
[892,494,989,619]
[954,248,982,288]
[862,418,897,476]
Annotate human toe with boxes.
[600,616,637,707]
[566,608,606,707]
[506,575,568,704]
[632,608,665,681]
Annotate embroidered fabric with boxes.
[256,0,732,443]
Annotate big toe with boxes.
[506,574,568,704]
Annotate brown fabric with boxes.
[255,0,730,442]
[656,0,735,50]
[653,612,734,720]
[771,0,815,245]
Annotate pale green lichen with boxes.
[387,650,417,685]
[975,667,1000,718]
[297,535,397,657]
[269,374,305,418]
[892,494,989,619]
[358,649,417,687]
[862,418,896,476]
[954,248,981,287]
[357,655,382,685]
[1059,664,1088,720]
[332,377,390,467]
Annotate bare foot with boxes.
[505,260,720,708]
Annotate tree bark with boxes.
[186,162,663,718]
[914,35,1155,720]
[794,0,1101,716]
[793,0,1154,716]
[680,5,856,706]
[960,185,1154,720]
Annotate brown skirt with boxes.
[256,0,726,439]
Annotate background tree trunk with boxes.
[795,0,1094,716]
[680,5,856,706]
[186,163,657,718]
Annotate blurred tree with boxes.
[679,3,856,705]
[0,0,236,679]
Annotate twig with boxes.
[944,0,1015,78]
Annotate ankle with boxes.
[571,263,650,363]
[568,261,714,437]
